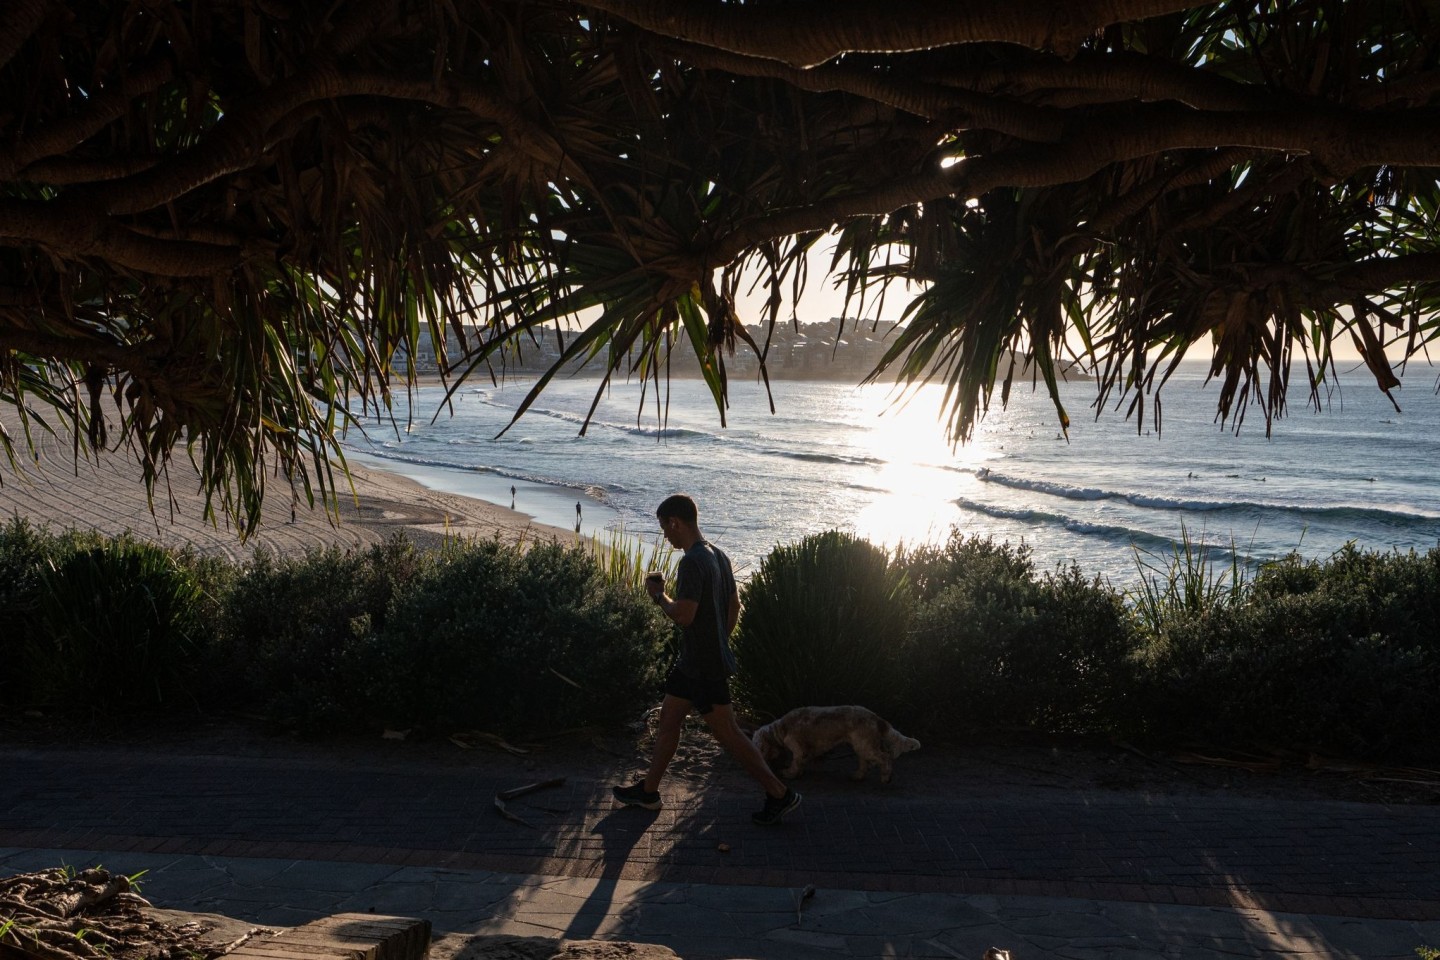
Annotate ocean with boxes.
[343,360,1440,587]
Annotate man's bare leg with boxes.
[643,694,690,792]
[702,703,787,798]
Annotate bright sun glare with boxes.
[844,383,995,552]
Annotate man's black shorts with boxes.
[663,664,731,715]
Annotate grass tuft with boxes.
[585,525,677,590]
[1126,522,1248,632]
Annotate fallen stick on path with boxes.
[451,730,530,755]
[493,777,567,827]
[793,884,815,924]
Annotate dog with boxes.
[752,705,920,783]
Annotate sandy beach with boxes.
[0,416,580,560]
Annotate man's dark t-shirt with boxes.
[672,539,739,680]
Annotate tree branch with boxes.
[1164,161,1311,236]
[0,0,52,74]
[0,54,175,180]
[0,198,240,276]
[1269,252,1440,298]
[1098,149,1255,230]
[654,37,1063,138]
[18,155,162,185]
[934,51,1277,113]
[334,71,568,163]
[583,0,1222,66]
[100,59,350,216]
[0,328,166,372]
[320,0,404,58]
[712,102,1440,263]
[1353,67,1440,109]
[97,62,588,217]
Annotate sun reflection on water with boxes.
[839,383,998,552]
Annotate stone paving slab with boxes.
[0,848,1432,960]
[226,914,430,960]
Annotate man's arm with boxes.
[654,588,735,631]
[655,592,699,627]
[646,572,699,626]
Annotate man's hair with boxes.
[656,493,698,525]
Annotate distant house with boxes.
[390,315,1037,383]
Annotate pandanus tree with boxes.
[2,0,1439,527]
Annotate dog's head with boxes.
[752,723,784,766]
[889,730,922,755]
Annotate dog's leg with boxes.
[781,737,806,778]
[878,755,894,784]
[851,754,870,781]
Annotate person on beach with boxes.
[612,493,802,826]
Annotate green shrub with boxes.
[903,534,1138,734]
[215,535,430,728]
[20,535,224,713]
[899,531,1035,605]
[1248,545,1440,648]
[1130,561,1440,759]
[0,518,78,702]
[1035,564,1142,730]
[5,507,1432,762]
[349,538,670,736]
[731,530,913,722]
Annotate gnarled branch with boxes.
[583,0,1221,66]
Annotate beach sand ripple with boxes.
[0,415,578,559]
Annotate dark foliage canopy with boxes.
[3,0,1439,524]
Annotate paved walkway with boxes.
[2,738,1437,959]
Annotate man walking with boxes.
[613,494,801,826]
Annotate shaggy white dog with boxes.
[752,705,920,783]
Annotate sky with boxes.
[537,239,1424,378]
[729,242,1408,370]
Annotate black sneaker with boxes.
[752,788,802,825]
[612,780,662,810]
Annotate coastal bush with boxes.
[20,535,226,713]
[732,530,913,722]
[897,532,1037,605]
[214,535,430,728]
[1246,545,1440,648]
[1130,548,1440,759]
[350,538,670,736]
[0,518,71,702]
[902,534,1139,734]
[6,510,1436,762]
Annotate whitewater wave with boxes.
[977,470,1109,502]
[953,497,1191,555]
[456,392,892,466]
[972,468,1440,526]
[466,395,728,442]
[758,446,886,467]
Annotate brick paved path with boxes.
[2,741,1435,923]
